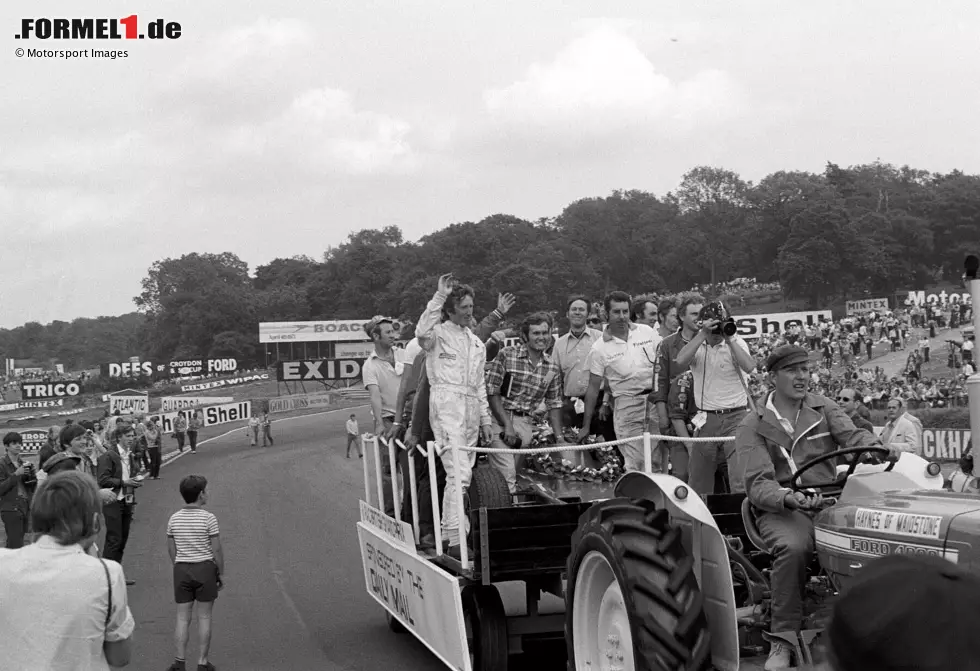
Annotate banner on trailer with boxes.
[160,396,234,412]
[357,523,470,671]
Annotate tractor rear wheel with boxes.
[463,584,509,671]
[566,498,711,671]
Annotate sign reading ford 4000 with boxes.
[733,311,833,340]
[259,321,376,343]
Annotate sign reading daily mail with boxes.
[0,399,64,413]
[259,320,375,344]
[846,298,889,315]
[733,311,833,340]
[160,396,235,412]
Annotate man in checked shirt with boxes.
[486,312,566,495]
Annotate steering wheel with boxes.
[790,446,895,496]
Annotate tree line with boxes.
[3,160,979,371]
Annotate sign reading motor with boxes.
[21,381,82,400]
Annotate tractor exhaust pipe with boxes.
[965,255,980,449]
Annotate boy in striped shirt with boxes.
[167,475,224,671]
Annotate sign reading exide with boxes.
[276,359,365,381]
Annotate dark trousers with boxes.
[757,510,815,633]
[149,445,162,478]
[187,431,198,451]
[175,432,186,451]
[103,500,134,562]
[346,433,360,457]
[263,425,274,446]
[400,430,445,540]
[1,509,27,549]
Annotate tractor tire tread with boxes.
[566,498,711,671]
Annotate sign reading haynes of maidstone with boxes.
[733,310,834,340]
[846,298,889,314]
[276,359,365,382]
[258,321,379,344]
[100,358,238,379]
[20,380,83,400]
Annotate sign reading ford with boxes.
[277,359,365,381]
[733,311,834,340]
[259,321,378,343]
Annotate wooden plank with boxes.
[477,502,592,530]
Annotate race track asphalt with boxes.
[121,406,566,671]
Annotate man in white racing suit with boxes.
[416,273,493,554]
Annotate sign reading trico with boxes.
[277,359,365,382]
[21,381,82,400]
[259,321,374,344]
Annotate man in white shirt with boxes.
[361,316,406,517]
[345,414,360,459]
[577,291,662,472]
[880,398,923,455]
[675,301,757,496]
[552,296,604,438]
[962,336,974,365]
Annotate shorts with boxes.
[173,561,219,603]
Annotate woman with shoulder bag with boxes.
[0,470,136,669]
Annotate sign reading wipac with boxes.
[259,321,374,344]
[277,359,365,382]
[846,298,889,314]
[733,311,833,340]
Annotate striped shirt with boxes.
[167,508,219,563]
[485,343,563,415]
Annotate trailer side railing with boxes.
[361,431,736,571]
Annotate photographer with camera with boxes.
[0,432,37,549]
[675,300,756,495]
[486,312,566,495]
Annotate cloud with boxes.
[481,25,745,139]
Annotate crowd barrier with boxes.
[360,431,736,572]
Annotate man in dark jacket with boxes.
[0,432,37,548]
[735,345,899,670]
[836,388,875,433]
[97,422,142,583]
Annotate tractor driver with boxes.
[735,344,900,671]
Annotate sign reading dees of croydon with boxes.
[100,358,238,379]
[846,298,889,315]
[732,311,833,340]
[259,321,376,344]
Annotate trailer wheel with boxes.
[386,611,407,634]
[463,584,509,671]
[468,462,512,512]
[566,498,711,671]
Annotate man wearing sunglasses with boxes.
[836,389,875,434]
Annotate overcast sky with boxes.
[2,1,979,328]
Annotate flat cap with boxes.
[765,344,810,372]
